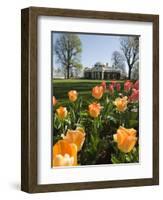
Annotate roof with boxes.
[84,66,121,73]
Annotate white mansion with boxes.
[84,62,125,80]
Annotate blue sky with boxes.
[52,32,122,69]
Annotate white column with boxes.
[102,69,104,80]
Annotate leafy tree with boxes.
[54,33,82,79]
[120,36,139,79]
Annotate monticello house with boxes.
[84,62,124,80]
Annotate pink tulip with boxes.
[111,80,116,87]
[108,84,114,94]
[133,80,139,90]
[129,89,139,102]
[124,80,133,92]
[116,83,121,91]
[101,81,106,90]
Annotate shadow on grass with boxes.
[53,79,122,101]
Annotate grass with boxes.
[53,79,124,105]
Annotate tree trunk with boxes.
[128,66,132,80]
[67,65,70,79]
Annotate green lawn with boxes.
[53,79,123,105]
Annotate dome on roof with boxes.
[94,62,105,66]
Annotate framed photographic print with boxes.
[21,7,159,193]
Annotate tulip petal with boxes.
[53,140,77,167]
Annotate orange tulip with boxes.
[68,90,78,102]
[88,102,101,118]
[114,96,128,112]
[52,96,57,106]
[56,106,68,119]
[53,140,77,167]
[92,86,104,99]
[63,128,85,151]
[113,126,137,153]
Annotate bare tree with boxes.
[120,36,139,79]
[54,33,82,79]
[131,61,139,80]
[111,51,126,74]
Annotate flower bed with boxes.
[52,80,139,167]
